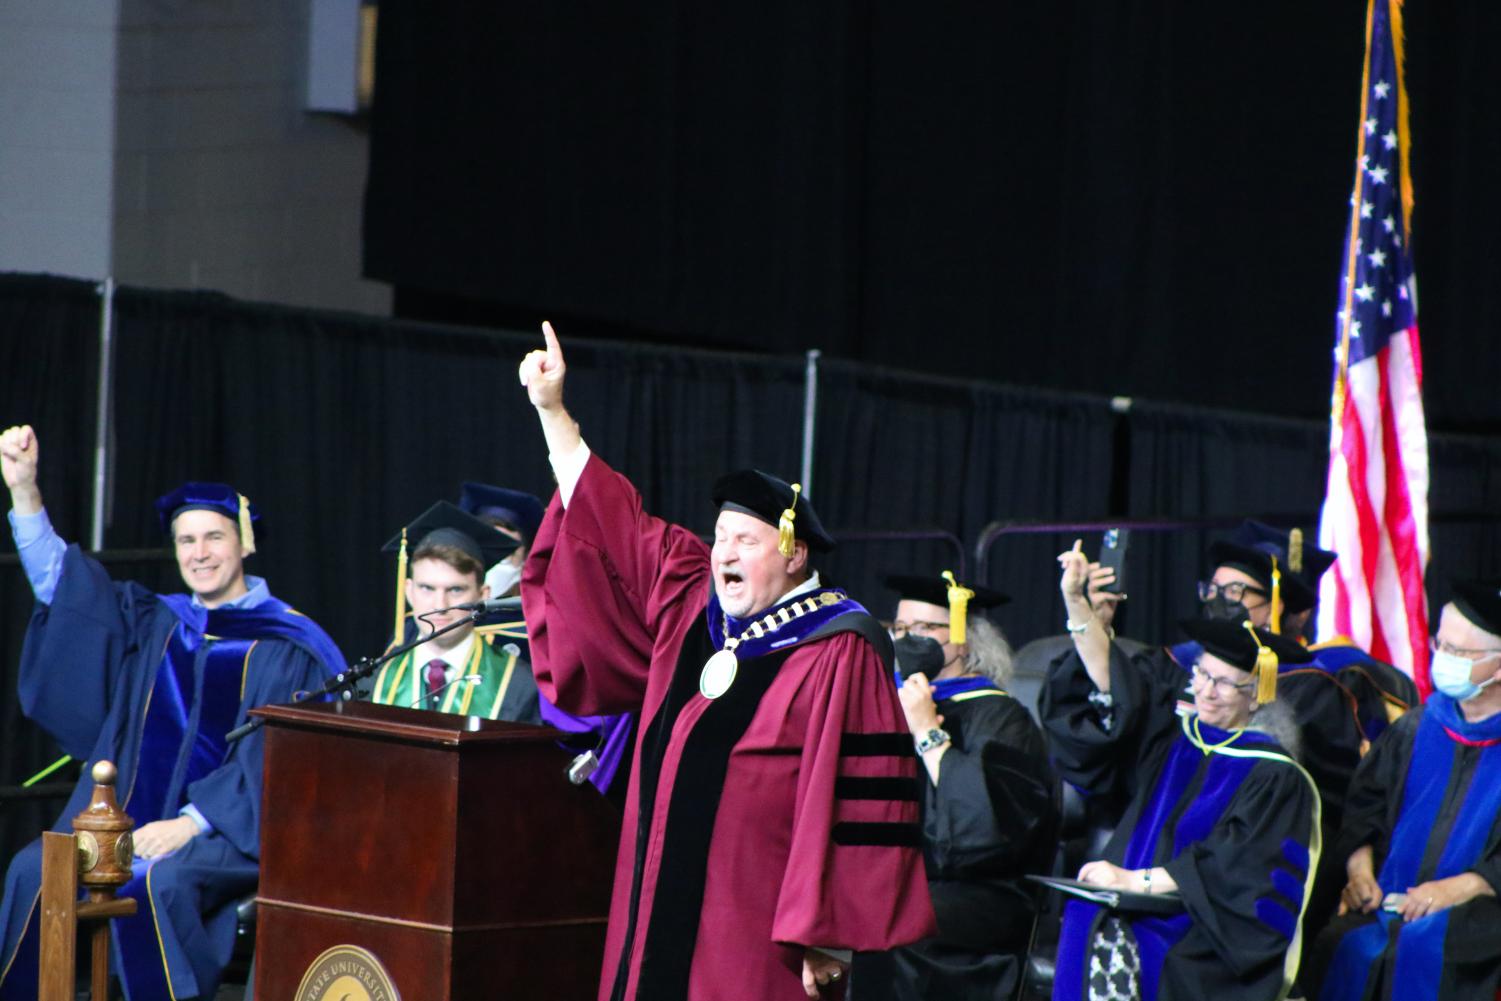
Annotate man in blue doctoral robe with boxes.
[1305,581,1501,1001]
[0,424,343,1001]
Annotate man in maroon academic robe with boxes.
[518,323,936,1001]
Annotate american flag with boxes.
[1317,0,1431,695]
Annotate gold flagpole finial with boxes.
[778,484,801,559]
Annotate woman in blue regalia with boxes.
[1041,543,1321,1001]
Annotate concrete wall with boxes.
[111,0,388,313]
[0,0,119,280]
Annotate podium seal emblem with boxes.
[295,944,401,1001]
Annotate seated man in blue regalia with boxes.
[1304,580,1501,1001]
[0,423,344,1001]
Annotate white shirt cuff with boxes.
[179,804,211,835]
[549,439,592,508]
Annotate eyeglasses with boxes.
[891,619,949,639]
[1190,663,1255,697]
[1197,580,1269,604]
[1430,637,1501,662]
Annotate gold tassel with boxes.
[1288,528,1304,573]
[942,570,975,646]
[393,527,408,640]
[778,483,801,559]
[237,493,257,555]
[1267,554,1282,635]
[1244,620,1280,704]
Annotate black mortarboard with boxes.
[383,501,520,639]
[383,501,519,569]
[885,574,1009,612]
[1179,618,1312,703]
[885,572,1007,645]
[457,482,545,544]
[1452,580,1501,638]
[1207,520,1337,617]
[154,482,261,553]
[711,469,836,553]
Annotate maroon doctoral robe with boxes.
[522,455,935,1001]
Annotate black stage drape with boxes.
[0,275,104,860]
[364,0,1501,428]
[2,275,1499,861]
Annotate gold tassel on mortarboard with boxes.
[1288,528,1304,573]
[1244,620,1280,704]
[778,484,802,559]
[942,571,975,646]
[393,527,408,640]
[1267,554,1282,636]
[237,493,257,556]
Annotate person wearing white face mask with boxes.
[1303,581,1501,1001]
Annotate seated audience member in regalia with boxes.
[1304,581,1501,1001]
[853,572,1059,1001]
[370,500,542,722]
[1042,542,1321,1001]
[0,424,344,1001]
[458,481,636,798]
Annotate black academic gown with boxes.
[0,547,342,1001]
[853,687,1059,1001]
[1304,698,1501,1001]
[1042,643,1322,1001]
[1168,638,1376,942]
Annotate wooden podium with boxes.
[250,700,620,1000]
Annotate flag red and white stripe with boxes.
[1317,0,1431,695]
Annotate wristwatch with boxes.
[914,728,951,754]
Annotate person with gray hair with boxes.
[852,572,1060,1001]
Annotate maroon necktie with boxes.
[425,659,448,706]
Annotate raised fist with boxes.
[0,424,39,493]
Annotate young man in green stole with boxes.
[369,501,541,722]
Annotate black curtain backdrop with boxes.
[0,275,104,862]
[2,276,1499,860]
[364,0,1501,429]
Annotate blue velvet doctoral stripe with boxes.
[1052,897,1096,1001]
[1133,913,1195,1001]
[127,627,199,822]
[930,675,1000,701]
[705,589,872,661]
[113,861,176,1001]
[1122,736,1200,869]
[1391,907,1450,1001]
[1323,911,1396,1001]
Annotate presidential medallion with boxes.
[699,649,739,699]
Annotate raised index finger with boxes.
[541,320,562,366]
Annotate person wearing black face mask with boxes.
[852,573,1060,1001]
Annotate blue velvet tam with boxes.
[1206,519,1337,614]
[457,482,545,542]
[154,482,261,539]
